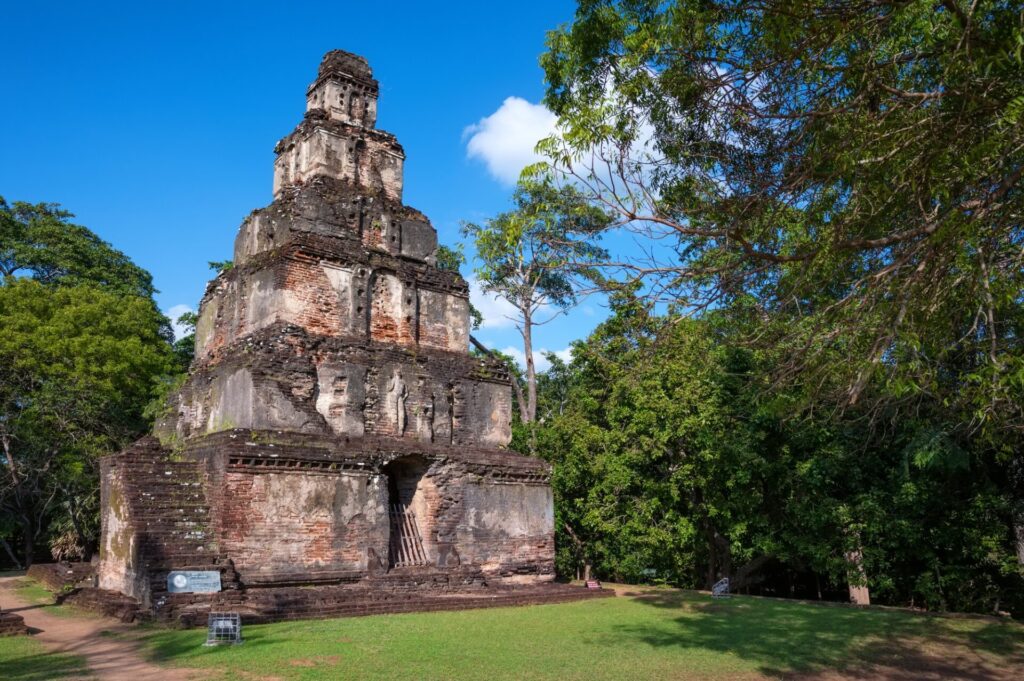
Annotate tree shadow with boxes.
[614,591,1024,679]
[140,622,280,665]
[0,649,89,680]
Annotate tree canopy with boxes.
[0,280,174,565]
[536,0,1024,440]
[463,183,609,421]
[527,292,1023,613]
[1,197,158,299]
[0,199,175,566]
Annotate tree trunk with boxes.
[1011,457,1024,565]
[846,546,871,605]
[22,517,34,569]
[522,310,537,423]
[1015,514,1024,566]
[0,537,22,570]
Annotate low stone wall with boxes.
[26,562,96,593]
[164,582,613,627]
[58,588,140,623]
[0,611,28,636]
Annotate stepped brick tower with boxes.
[95,51,585,623]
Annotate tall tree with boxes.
[0,280,173,565]
[463,183,608,422]
[538,0,1024,435]
[0,198,174,564]
[533,292,1024,613]
[1,197,158,299]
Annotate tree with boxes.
[0,198,175,564]
[172,310,198,371]
[463,183,609,422]
[538,0,1024,437]
[532,290,1024,613]
[0,280,173,565]
[1,197,158,299]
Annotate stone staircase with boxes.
[108,439,222,597]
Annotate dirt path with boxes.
[0,575,200,681]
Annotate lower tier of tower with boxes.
[97,431,555,613]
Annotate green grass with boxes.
[13,579,55,606]
[10,577,97,621]
[132,590,1024,680]
[0,635,92,680]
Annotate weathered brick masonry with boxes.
[0,611,27,636]
[94,50,597,624]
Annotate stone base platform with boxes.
[27,562,97,593]
[0,611,28,636]
[65,580,611,627]
[59,587,141,623]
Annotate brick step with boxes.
[0,611,28,636]
[59,588,140,623]
[167,585,614,626]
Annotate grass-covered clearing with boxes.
[3,579,1023,680]
[0,631,92,680]
[128,588,1024,680]
[11,576,93,620]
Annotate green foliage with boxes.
[0,200,175,566]
[530,290,1024,614]
[171,310,198,371]
[539,0,1024,440]
[434,244,465,274]
[464,182,610,421]
[434,243,483,329]
[1,197,157,299]
[207,260,233,273]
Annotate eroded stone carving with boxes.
[387,368,409,435]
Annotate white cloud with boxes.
[497,345,573,373]
[468,276,556,330]
[468,277,519,329]
[165,304,195,340]
[464,96,558,185]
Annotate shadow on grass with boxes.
[614,590,1024,679]
[140,623,282,665]
[0,648,89,680]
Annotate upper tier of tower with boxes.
[273,50,404,201]
[307,50,379,127]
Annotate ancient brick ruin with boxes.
[95,50,604,624]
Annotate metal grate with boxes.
[204,612,243,646]
[388,503,428,567]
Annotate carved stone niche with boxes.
[315,361,368,436]
[369,271,416,346]
[400,220,437,261]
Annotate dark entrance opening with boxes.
[383,456,431,568]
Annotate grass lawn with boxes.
[0,634,92,680]
[11,576,93,620]
[128,588,1024,680]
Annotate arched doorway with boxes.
[383,456,436,568]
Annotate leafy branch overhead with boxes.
[536,0,1024,439]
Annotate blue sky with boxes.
[1,0,607,369]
